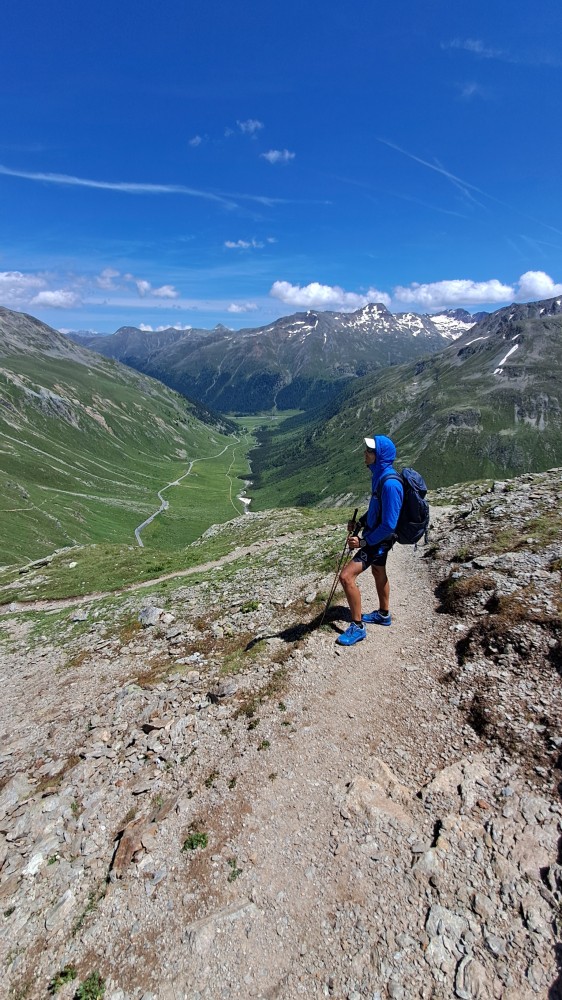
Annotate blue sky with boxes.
[1,0,561,333]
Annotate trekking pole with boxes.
[319,508,358,627]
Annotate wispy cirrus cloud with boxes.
[0,164,319,209]
[0,164,233,205]
[261,149,295,165]
[444,38,507,60]
[458,81,490,101]
[442,38,561,68]
[378,138,562,237]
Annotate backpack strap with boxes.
[373,470,403,500]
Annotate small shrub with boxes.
[227,857,243,882]
[48,965,77,994]
[450,545,474,563]
[240,599,259,613]
[182,831,208,851]
[257,739,270,751]
[438,573,495,614]
[75,971,105,1000]
[204,770,219,789]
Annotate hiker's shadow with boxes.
[244,603,351,651]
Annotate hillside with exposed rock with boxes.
[0,469,560,998]
[74,305,477,413]
[250,296,562,508]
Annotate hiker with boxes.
[336,434,404,647]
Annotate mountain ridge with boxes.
[69,303,479,413]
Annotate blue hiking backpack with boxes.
[376,468,430,545]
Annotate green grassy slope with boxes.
[250,304,562,508]
[0,309,248,564]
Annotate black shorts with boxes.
[352,539,395,570]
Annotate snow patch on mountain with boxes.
[428,312,476,340]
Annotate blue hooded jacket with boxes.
[361,434,404,547]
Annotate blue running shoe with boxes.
[336,622,367,646]
[362,610,392,625]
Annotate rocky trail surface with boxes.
[0,475,561,1000]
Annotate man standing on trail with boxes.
[336,435,404,647]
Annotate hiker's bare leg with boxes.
[340,559,365,621]
[371,564,390,612]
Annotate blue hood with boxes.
[362,433,402,546]
[369,434,397,486]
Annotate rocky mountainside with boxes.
[0,469,560,998]
[251,296,562,506]
[74,305,476,414]
[69,324,217,364]
[0,308,239,563]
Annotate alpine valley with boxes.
[2,295,562,563]
[71,305,478,413]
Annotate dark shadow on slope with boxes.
[244,603,351,651]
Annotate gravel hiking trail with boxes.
[173,541,474,999]
[1,507,559,999]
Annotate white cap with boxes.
[364,437,376,450]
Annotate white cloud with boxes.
[134,279,178,299]
[135,279,152,297]
[0,270,46,305]
[238,119,264,135]
[156,323,192,331]
[139,323,153,331]
[227,302,258,313]
[224,238,264,249]
[96,267,120,289]
[31,289,82,308]
[189,135,204,147]
[393,278,514,310]
[515,270,562,300]
[261,149,295,165]
[270,281,391,311]
[152,284,179,299]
